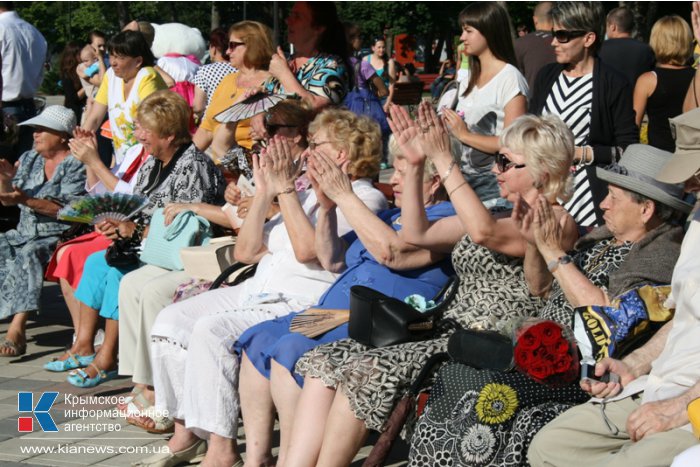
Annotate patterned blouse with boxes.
[264,53,349,105]
[12,150,86,238]
[132,143,226,217]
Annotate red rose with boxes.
[552,340,570,356]
[554,353,573,373]
[538,321,563,345]
[517,328,541,351]
[514,347,531,368]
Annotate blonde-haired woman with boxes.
[286,104,578,467]
[634,15,695,152]
[192,20,274,162]
[138,108,388,467]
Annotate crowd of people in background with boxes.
[2,0,700,466]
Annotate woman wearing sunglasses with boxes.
[529,1,638,228]
[192,21,273,162]
[269,103,577,466]
[440,2,529,208]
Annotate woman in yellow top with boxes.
[192,21,274,161]
[81,31,167,165]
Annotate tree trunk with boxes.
[211,1,221,31]
[116,1,131,29]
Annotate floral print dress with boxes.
[0,151,86,319]
[407,239,632,467]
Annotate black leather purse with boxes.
[104,236,141,268]
[348,276,459,348]
[447,328,514,371]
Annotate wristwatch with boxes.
[547,254,572,273]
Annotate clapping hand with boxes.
[532,195,568,259]
[0,185,28,205]
[0,159,18,184]
[265,135,303,193]
[307,149,352,205]
[69,128,100,166]
[511,194,535,244]
[442,107,470,141]
[416,101,452,161]
[387,103,425,166]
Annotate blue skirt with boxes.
[235,312,350,387]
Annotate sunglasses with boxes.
[551,29,588,43]
[227,40,245,51]
[265,122,298,137]
[495,153,526,173]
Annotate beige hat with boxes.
[656,107,700,184]
[597,144,693,214]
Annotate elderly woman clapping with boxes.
[0,106,87,356]
[45,91,224,387]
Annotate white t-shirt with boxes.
[86,143,149,195]
[455,63,528,172]
[235,178,387,310]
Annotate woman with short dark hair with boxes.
[529,1,638,228]
[81,30,167,164]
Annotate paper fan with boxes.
[58,193,149,224]
[214,93,288,123]
[289,308,350,338]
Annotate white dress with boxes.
[149,179,387,439]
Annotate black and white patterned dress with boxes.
[295,234,543,432]
[407,239,632,467]
[543,72,597,227]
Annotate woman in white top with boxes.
[132,109,387,467]
[441,2,528,208]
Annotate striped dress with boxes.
[543,72,598,227]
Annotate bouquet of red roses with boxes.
[512,319,579,387]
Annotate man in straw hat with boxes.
[529,107,700,467]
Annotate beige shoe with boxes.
[132,439,207,467]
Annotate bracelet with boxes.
[442,159,457,181]
[547,254,572,273]
[584,146,595,166]
[448,181,468,198]
[277,186,295,197]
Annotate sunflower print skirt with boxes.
[408,362,588,467]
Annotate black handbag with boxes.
[447,328,514,371]
[105,236,141,268]
[348,276,459,348]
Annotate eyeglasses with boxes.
[495,153,526,172]
[227,40,245,51]
[308,140,332,151]
[551,29,588,43]
[265,122,298,137]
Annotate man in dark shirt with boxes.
[598,6,655,87]
[515,2,556,92]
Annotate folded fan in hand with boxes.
[289,308,350,338]
[214,93,288,123]
[58,193,149,224]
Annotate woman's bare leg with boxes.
[0,312,29,355]
[269,360,303,465]
[316,387,369,467]
[281,376,336,467]
[201,433,241,467]
[239,352,275,467]
[60,279,82,331]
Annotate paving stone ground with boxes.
[0,279,407,466]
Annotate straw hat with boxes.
[596,144,692,213]
[656,107,700,184]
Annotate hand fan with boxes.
[58,193,149,224]
[214,93,288,123]
[289,308,350,338]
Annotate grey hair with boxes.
[550,2,605,53]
